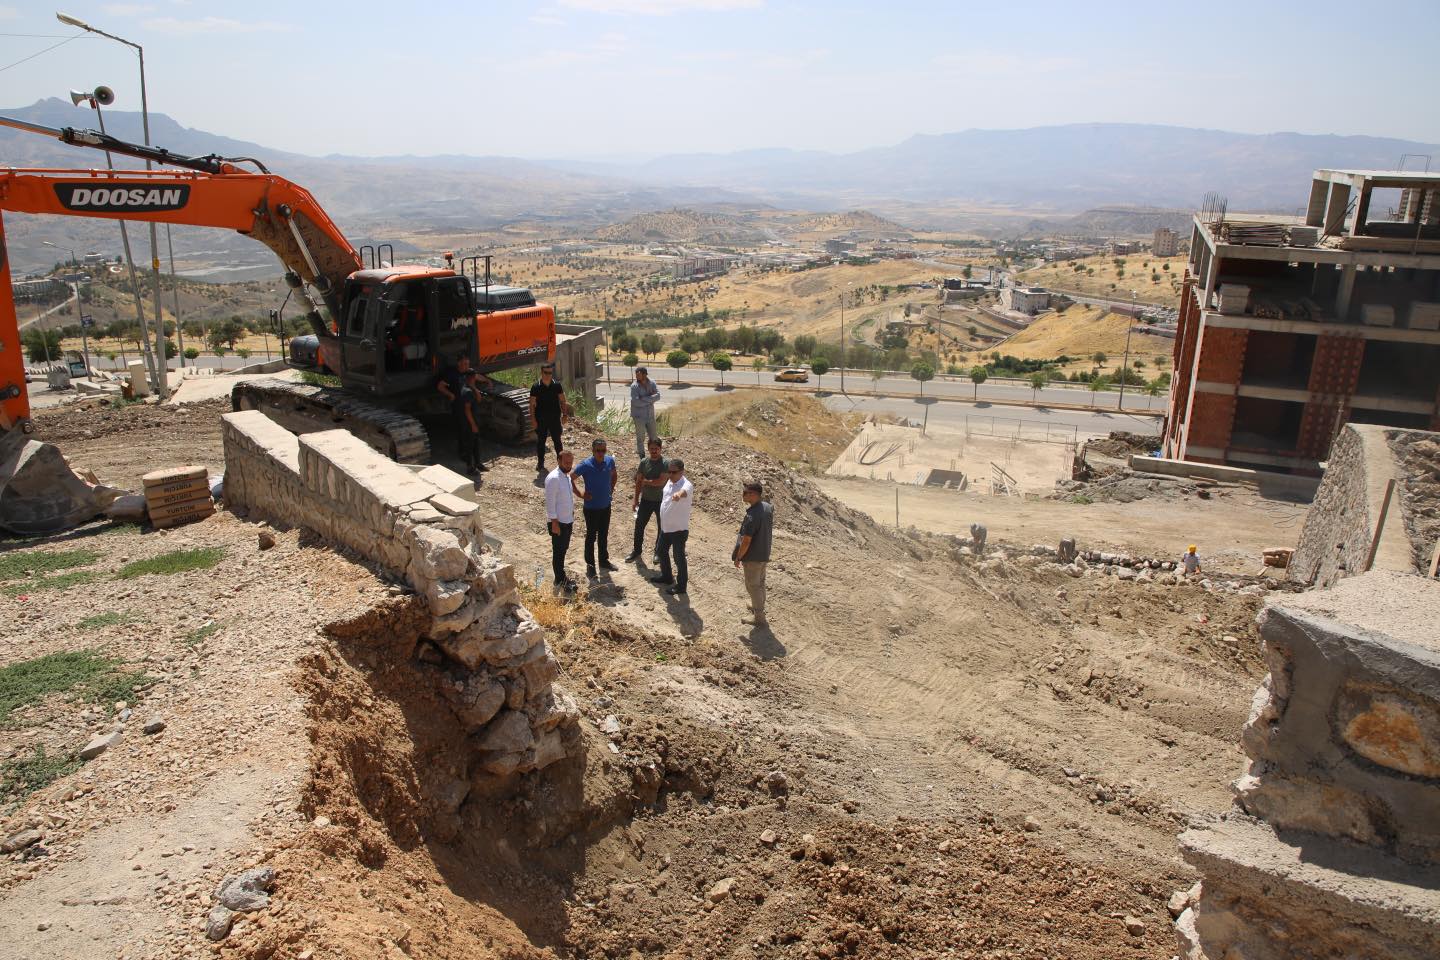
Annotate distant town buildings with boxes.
[824,238,858,257]
[1108,240,1141,256]
[1152,227,1180,257]
[1164,167,1440,475]
[1001,285,1051,315]
[670,256,730,281]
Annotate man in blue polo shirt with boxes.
[572,437,619,579]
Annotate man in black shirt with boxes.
[459,370,489,474]
[732,480,774,626]
[528,362,570,473]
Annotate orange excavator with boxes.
[0,113,555,533]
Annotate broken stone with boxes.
[407,525,469,582]
[449,677,505,732]
[706,877,736,902]
[1168,888,1193,918]
[257,531,276,551]
[425,579,471,617]
[142,717,166,735]
[2,829,42,853]
[215,867,276,912]
[759,829,778,847]
[1122,916,1145,936]
[599,715,622,735]
[205,905,234,941]
[764,770,790,795]
[531,728,569,769]
[1023,816,1041,832]
[477,710,534,755]
[80,730,121,760]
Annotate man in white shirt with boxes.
[544,450,577,589]
[651,458,692,597]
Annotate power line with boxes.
[0,33,85,75]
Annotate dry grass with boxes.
[665,391,862,470]
[1015,253,1188,304]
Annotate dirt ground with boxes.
[1,397,1287,958]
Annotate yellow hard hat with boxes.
[1188,544,1197,552]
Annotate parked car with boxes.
[774,368,810,383]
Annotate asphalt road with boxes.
[603,365,1169,413]
[597,381,1161,442]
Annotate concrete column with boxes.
[1335,264,1357,321]
[1324,182,1351,235]
[1305,178,1329,227]
[1349,184,1371,238]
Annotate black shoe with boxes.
[650,575,675,585]
[586,566,597,580]
[600,561,619,572]
[622,552,641,562]
[476,463,489,473]
[556,577,576,590]
[536,462,546,473]
[668,585,687,596]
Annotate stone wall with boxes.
[1289,423,1418,587]
[1175,572,1440,959]
[222,410,578,778]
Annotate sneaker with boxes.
[622,552,641,562]
[668,585,687,596]
[556,577,576,590]
[650,575,675,585]
[600,561,619,572]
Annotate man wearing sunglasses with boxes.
[529,362,571,473]
[652,459,692,597]
[573,438,619,579]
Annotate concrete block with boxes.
[418,464,478,503]
[1180,814,1440,960]
[429,493,477,517]
[1241,586,1440,863]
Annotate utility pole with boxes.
[1118,290,1136,411]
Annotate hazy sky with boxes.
[3,0,1437,158]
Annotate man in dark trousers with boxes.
[624,438,668,563]
[529,362,570,473]
[572,437,619,579]
[733,480,774,626]
[458,370,489,474]
[437,355,491,472]
[652,459,693,597]
[544,450,577,590]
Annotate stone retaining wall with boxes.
[222,410,578,778]
[1175,572,1440,958]
[1290,424,1421,587]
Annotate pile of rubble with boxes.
[222,410,579,780]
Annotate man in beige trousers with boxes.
[732,481,773,627]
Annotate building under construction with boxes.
[1163,168,1440,474]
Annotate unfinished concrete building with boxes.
[1163,169,1440,474]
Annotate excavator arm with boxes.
[0,115,362,532]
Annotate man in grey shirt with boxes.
[732,480,774,626]
[630,367,661,460]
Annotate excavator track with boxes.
[231,379,432,463]
[475,387,537,445]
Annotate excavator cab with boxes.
[335,269,475,403]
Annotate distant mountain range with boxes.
[558,124,1438,211]
[3,98,1436,273]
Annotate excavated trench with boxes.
[219,584,1192,960]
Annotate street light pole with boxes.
[1118,290,1136,411]
[838,293,845,394]
[75,90,160,390]
[57,12,168,399]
